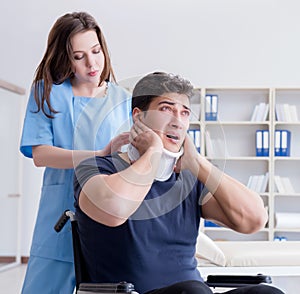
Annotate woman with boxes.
[20,11,131,293]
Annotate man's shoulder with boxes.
[78,153,128,173]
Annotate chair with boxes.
[54,210,138,294]
[54,210,273,294]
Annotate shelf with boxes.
[205,121,270,125]
[196,87,300,241]
[208,156,269,161]
[274,193,300,197]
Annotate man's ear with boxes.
[132,108,142,123]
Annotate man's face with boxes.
[141,93,191,153]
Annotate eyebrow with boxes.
[72,43,100,54]
[158,100,191,111]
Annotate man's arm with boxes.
[177,135,268,234]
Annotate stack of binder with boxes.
[205,94,218,121]
[188,129,201,153]
[274,130,291,156]
[275,103,299,122]
[274,175,295,194]
[247,172,269,193]
[204,220,221,227]
[205,130,228,158]
[250,102,269,121]
[255,130,269,156]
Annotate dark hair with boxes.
[33,11,115,118]
[131,72,194,112]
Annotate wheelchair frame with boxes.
[54,210,272,293]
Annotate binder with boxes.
[205,94,218,121]
[256,130,269,157]
[262,130,269,156]
[274,130,291,156]
[274,130,281,156]
[194,129,201,153]
[188,129,201,153]
[204,220,220,227]
[255,130,263,156]
[280,130,291,156]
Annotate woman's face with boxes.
[70,30,105,86]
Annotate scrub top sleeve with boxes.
[20,89,54,158]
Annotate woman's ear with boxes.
[132,108,142,123]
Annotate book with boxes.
[275,104,284,121]
[274,175,285,193]
[290,105,299,122]
[205,130,214,157]
[254,174,265,193]
[260,172,269,193]
[204,131,228,158]
[246,175,254,189]
[190,103,201,121]
[249,175,259,191]
[250,104,259,121]
[283,104,292,122]
[281,177,295,194]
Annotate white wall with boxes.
[1,0,300,256]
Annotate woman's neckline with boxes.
[71,80,109,98]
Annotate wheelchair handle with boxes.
[54,210,75,232]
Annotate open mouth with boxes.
[166,134,179,140]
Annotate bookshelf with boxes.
[189,87,300,242]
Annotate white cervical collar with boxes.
[127,143,183,181]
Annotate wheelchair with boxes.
[55,210,273,294]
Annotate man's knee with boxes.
[170,280,213,294]
[239,284,285,294]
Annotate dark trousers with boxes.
[145,280,284,294]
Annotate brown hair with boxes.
[33,11,115,118]
[132,72,194,112]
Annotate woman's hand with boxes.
[100,132,130,156]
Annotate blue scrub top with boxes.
[20,79,132,262]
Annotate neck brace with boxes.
[127,144,183,181]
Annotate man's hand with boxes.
[130,117,163,156]
[174,133,199,173]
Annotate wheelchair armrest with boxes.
[205,274,272,288]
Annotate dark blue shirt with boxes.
[74,153,205,294]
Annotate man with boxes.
[74,72,282,294]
